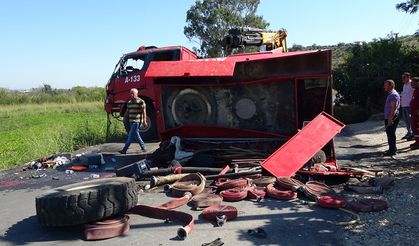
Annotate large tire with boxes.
[35,177,138,227]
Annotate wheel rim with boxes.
[139,115,152,133]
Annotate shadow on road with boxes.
[338,151,384,161]
[0,216,83,245]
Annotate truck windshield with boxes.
[110,49,180,80]
[125,56,145,71]
[110,54,147,79]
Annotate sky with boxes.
[0,0,418,90]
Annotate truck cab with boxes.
[104,46,197,140]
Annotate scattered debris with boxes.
[129,204,194,240]
[266,183,297,200]
[68,165,88,171]
[65,170,74,175]
[317,196,347,209]
[247,228,267,238]
[76,152,105,166]
[90,174,100,179]
[201,205,238,226]
[170,136,194,162]
[26,154,71,170]
[347,198,389,212]
[190,193,223,210]
[31,173,47,179]
[115,159,151,178]
[219,188,247,202]
[345,174,395,194]
[202,238,224,246]
[168,173,206,197]
[149,173,189,188]
[84,215,130,241]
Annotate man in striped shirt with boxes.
[119,88,148,154]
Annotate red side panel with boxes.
[145,59,236,77]
[160,125,289,140]
[261,112,345,178]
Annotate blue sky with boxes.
[0,0,418,90]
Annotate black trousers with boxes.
[385,116,400,153]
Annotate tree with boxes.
[289,44,304,51]
[184,0,269,57]
[396,0,419,34]
[333,37,417,113]
[396,0,419,14]
[42,84,54,95]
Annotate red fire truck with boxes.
[105,29,338,172]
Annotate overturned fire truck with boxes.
[104,28,347,179]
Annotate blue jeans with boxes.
[400,107,413,136]
[122,122,145,152]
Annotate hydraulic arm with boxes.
[222,27,288,54]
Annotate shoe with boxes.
[118,150,127,154]
[401,134,409,140]
[141,148,147,152]
[383,151,396,156]
[407,136,415,141]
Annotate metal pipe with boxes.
[205,170,262,180]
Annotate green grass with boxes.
[0,102,126,170]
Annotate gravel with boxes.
[334,116,419,246]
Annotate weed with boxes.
[0,102,125,170]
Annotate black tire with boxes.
[35,177,138,227]
[140,104,157,141]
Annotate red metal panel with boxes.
[145,50,328,78]
[261,112,345,178]
[160,125,289,140]
[226,49,321,62]
[145,59,236,77]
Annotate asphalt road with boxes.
[0,141,351,246]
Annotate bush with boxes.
[0,86,105,105]
[333,104,370,124]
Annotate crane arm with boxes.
[222,27,288,54]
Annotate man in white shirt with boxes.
[400,72,414,140]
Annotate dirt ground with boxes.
[334,115,419,245]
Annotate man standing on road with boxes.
[119,88,148,154]
[409,77,419,150]
[400,72,414,141]
[383,79,400,156]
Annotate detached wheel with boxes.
[36,177,138,227]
